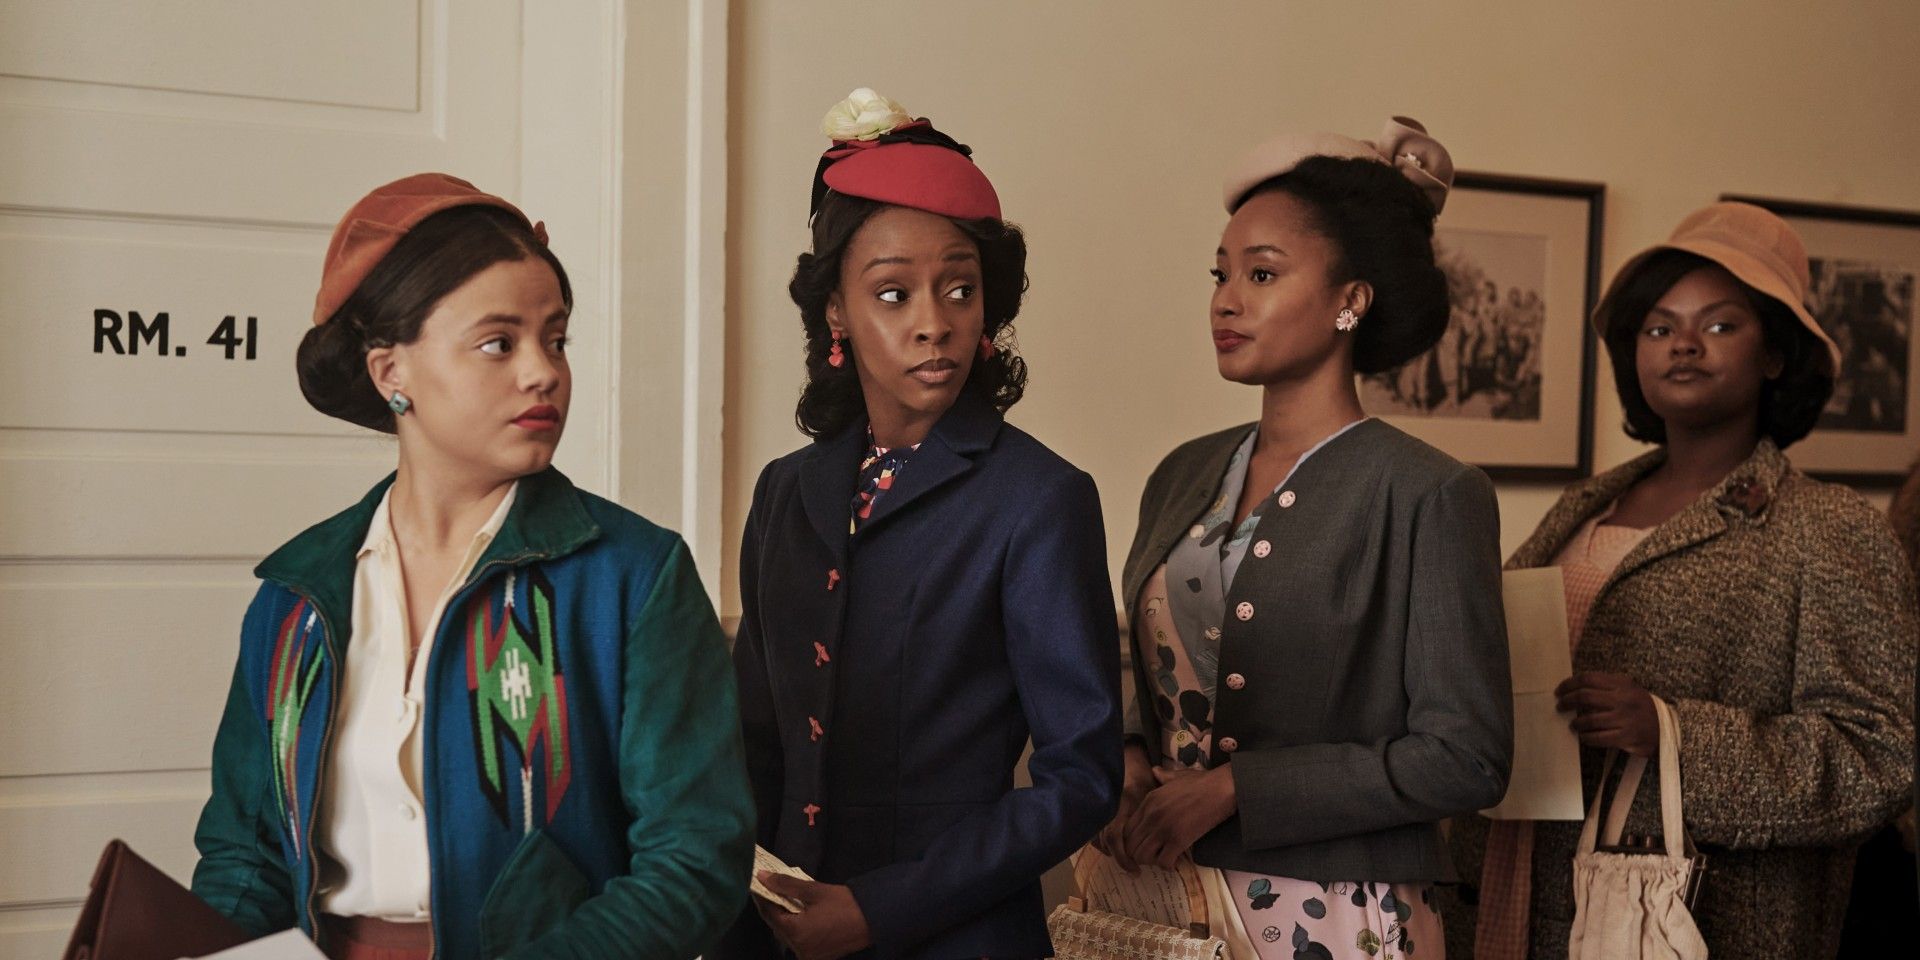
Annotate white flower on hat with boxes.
[821,87,912,142]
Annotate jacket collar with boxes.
[1511,438,1789,583]
[797,386,1004,558]
[255,466,600,625]
[1124,419,1389,615]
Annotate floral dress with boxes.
[1130,423,1446,959]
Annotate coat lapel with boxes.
[1122,424,1252,621]
[1506,451,1662,570]
[1596,440,1788,597]
[798,425,866,566]
[856,389,1002,536]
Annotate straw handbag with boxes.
[1567,695,1709,960]
[1047,848,1230,960]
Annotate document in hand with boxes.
[1482,567,1586,821]
[61,840,251,960]
[750,845,812,914]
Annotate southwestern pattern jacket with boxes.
[1445,440,1918,960]
[191,468,754,960]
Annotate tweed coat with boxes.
[1444,439,1918,960]
[718,389,1123,960]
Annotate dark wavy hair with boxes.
[1231,155,1450,375]
[789,191,1029,440]
[1598,249,1832,448]
[295,205,570,433]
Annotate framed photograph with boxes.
[1361,172,1604,480]
[1722,194,1920,483]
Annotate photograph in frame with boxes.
[1365,173,1604,480]
[1723,194,1920,484]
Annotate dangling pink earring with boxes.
[828,333,845,368]
[978,336,994,361]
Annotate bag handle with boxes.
[1069,845,1211,937]
[1651,695,1687,858]
[1576,694,1688,858]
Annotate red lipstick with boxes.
[513,404,562,430]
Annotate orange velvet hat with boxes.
[311,173,546,326]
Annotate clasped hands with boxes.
[1092,745,1238,872]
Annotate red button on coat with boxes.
[1225,673,1246,690]
[803,803,821,827]
[1218,737,1240,753]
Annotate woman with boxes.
[720,89,1122,960]
[1447,201,1918,960]
[190,174,754,960]
[1095,119,1513,959]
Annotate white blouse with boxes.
[314,482,517,920]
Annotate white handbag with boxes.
[1567,694,1709,960]
[1047,848,1231,960]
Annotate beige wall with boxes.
[722,0,1920,617]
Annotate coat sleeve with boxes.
[1671,501,1919,849]
[845,469,1123,956]
[1229,466,1514,849]
[190,588,300,937]
[507,540,755,960]
[710,467,785,960]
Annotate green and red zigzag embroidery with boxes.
[464,567,572,831]
[265,598,324,853]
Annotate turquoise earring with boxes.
[388,390,412,415]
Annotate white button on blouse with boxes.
[316,483,517,922]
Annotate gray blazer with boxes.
[1122,418,1513,882]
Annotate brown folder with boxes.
[61,840,252,960]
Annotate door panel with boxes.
[0,2,597,949]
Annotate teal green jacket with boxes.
[190,468,754,959]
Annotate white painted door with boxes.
[0,2,619,953]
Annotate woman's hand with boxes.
[1093,742,1157,872]
[1122,764,1237,870]
[1556,671,1659,756]
[755,873,871,960]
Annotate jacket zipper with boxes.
[417,550,543,959]
[285,548,546,958]
[292,593,341,944]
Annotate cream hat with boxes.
[1222,116,1454,214]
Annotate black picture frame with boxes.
[1363,171,1604,481]
[1723,194,1920,485]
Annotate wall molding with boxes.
[617,0,731,599]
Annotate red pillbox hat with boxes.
[810,89,1000,222]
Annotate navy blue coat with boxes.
[719,390,1123,960]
